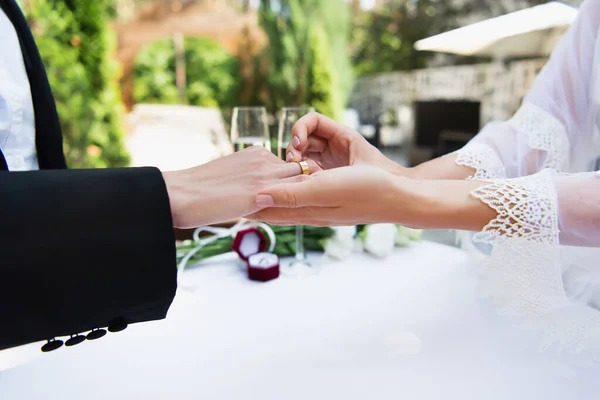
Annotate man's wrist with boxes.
[162,170,186,228]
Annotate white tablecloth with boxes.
[1,241,599,399]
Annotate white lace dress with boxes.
[454,0,600,360]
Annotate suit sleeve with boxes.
[0,167,177,351]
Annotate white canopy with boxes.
[414,2,578,58]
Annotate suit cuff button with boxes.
[108,318,128,333]
[86,328,107,340]
[41,338,63,352]
[65,334,86,347]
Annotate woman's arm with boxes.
[394,176,496,231]
[402,153,475,180]
[250,166,495,230]
[252,165,600,247]
[250,165,600,357]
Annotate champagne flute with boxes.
[231,107,271,152]
[277,106,315,276]
[277,106,314,159]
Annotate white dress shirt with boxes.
[0,8,38,171]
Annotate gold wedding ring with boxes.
[297,160,311,175]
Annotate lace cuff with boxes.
[455,102,570,181]
[470,170,600,359]
[470,171,558,245]
[508,102,570,172]
[455,142,507,180]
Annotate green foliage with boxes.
[351,0,459,74]
[129,0,353,128]
[256,0,353,121]
[351,0,553,75]
[256,0,310,110]
[133,37,241,109]
[315,0,354,112]
[133,39,180,104]
[306,22,338,120]
[25,0,129,168]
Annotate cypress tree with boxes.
[257,0,353,121]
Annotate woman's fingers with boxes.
[255,180,314,209]
[286,136,328,161]
[287,112,348,160]
[255,170,337,210]
[292,112,347,141]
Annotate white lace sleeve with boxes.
[455,0,600,179]
[452,0,600,362]
[455,141,507,180]
[469,170,600,360]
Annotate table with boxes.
[1,241,599,399]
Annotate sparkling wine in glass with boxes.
[231,107,271,152]
[278,106,315,276]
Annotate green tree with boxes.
[315,0,353,112]
[352,0,460,74]
[256,0,353,121]
[133,37,242,109]
[351,0,552,75]
[25,0,130,168]
[306,22,338,119]
[257,0,311,111]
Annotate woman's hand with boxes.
[249,166,408,226]
[163,146,317,228]
[249,165,496,230]
[286,112,406,175]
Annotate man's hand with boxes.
[162,146,316,228]
[286,112,406,175]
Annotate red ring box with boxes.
[247,253,280,282]
[232,228,279,282]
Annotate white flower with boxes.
[324,238,354,260]
[323,226,357,261]
[361,224,397,258]
[333,226,357,243]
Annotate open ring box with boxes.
[232,228,280,282]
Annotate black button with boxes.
[41,338,63,352]
[86,328,107,340]
[65,334,86,347]
[108,318,128,333]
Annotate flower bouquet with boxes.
[176,221,423,272]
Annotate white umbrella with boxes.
[414,2,578,58]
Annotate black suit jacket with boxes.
[0,0,177,351]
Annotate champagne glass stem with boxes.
[295,225,306,261]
